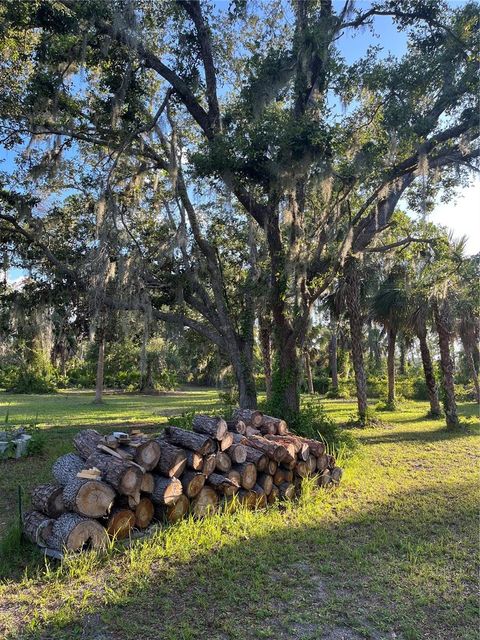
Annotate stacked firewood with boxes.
[23,410,342,553]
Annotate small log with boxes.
[201,453,217,477]
[63,477,115,517]
[85,451,143,496]
[226,468,242,485]
[181,471,206,498]
[318,469,332,487]
[50,513,107,551]
[244,446,268,471]
[259,421,276,435]
[231,462,257,490]
[226,443,247,464]
[236,489,257,509]
[278,482,296,500]
[256,473,273,496]
[296,436,326,457]
[151,475,183,505]
[193,415,227,440]
[155,441,187,478]
[207,472,239,496]
[120,438,161,471]
[251,484,267,508]
[219,431,234,451]
[97,443,132,461]
[273,468,286,485]
[261,415,288,435]
[246,435,288,463]
[215,451,232,473]
[191,486,218,517]
[185,449,204,471]
[73,429,103,459]
[23,510,55,547]
[164,425,214,455]
[295,461,309,478]
[155,494,190,523]
[52,453,85,486]
[31,484,64,518]
[226,419,246,435]
[134,497,155,528]
[331,467,343,484]
[107,508,135,539]
[141,472,155,493]
[232,408,263,427]
[230,432,246,445]
[267,484,280,504]
[307,455,317,474]
[317,454,329,472]
[267,459,278,475]
[265,435,309,460]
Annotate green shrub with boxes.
[9,350,59,394]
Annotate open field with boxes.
[0,391,478,640]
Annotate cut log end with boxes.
[107,508,136,539]
[51,513,107,551]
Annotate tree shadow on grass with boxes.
[3,479,478,640]
[355,425,479,445]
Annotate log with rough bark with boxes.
[23,510,55,547]
[236,489,257,509]
[251,484,267,508]
[215,451,232,473]
[246,435,288,463]
[202,453,217,477]
[207,472,239,496]
[107,508,136,539]
[52,453,85,486]
[155,441,187,478]
[50,513,107,551]
[261,415,288,435]
[155,494,190,523]
[219,431,234,451]
[230,432,247,445]
[31,484,64,518]
[226,443,247,464]
[226,419,246,435]
[226,468,241,485]
[121,438,161,471]
[267,484,279,504]
[278,482,296,500]
[151,475,183,505]
[316,454,329,472]
[63,477,115,518]
[73,429,103,459]
[164,426,214,455]
[231,462,257,490]
[318,469,332,487]
[134,497,155,528]
[181,471,206,498]
[245,426,261,437]
[244,446,268,471]
[256,473,273,496]
[193,415,227,440]
[185,449,204,471]
[191,486,218,517]
[85,452,143,496]
[307,455,317,474]
[264,434,309,460]
[232,408,263,427]
[141,472,155,494]
[295,461,309,478]
[296,436,326,457]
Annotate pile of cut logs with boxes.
[23,409,343,554]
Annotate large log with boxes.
[215,451,232,473]
[151,475,183,505]
[107,508,135,539]
[244,446,268,471]
[73,429,103,459]
[245,435,288,463]
[193,415,227,440]
[135,497,155,528]
[155,441,187,478]
[232,409,263,427]
[218,431,234,451]
[63,477,115,517]
[231,462,257,490]
[256,473,273,496]
[164,426,214,455]
[23,510,55,547]
[296,436,326,457]
[121,438,161,471]
[181,471,206,498]
[207,473,239,496]
[191,486,218,517]
[50,513,107,551]
[201,453,217,477]
[31,484,64,518]
[52,453,85,486]
[261,415,288,435]
[226,443,247,464]
[85,451,143,496]
[226,419,246,435]
[155,494,190,523]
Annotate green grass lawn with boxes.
[0,391,478,640]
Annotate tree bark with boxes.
[304,350,314,394]
[50,513,107,551]
[329,318,339,394]
[387,327,397,405]
[94,327,105,404]
[258,315,273,400]
[345,257,368,423]
[31,484,65,518]
[417,327,441,417]
[433,301,460,429]
[460,336,480,404]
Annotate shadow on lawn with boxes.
[356,425,479,445]
[3,479,478,640]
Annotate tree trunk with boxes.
[304,350,314,394]
[258,315,273,400]
[417,328,441,417]
[433,301,460,429]
[94,328,105,404]
[387,327,397,406]
[345,257,368,423]
[232,345,258,409]
[460,336,480,404]
[329,318,339,394]
[399,335,407,376]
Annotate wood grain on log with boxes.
[207,472,239,496]
[63,477,115,517]
[52,453,85,486]
[232,409,263,427]
[316,454,329,472]
[155,494,190,523]
[50,513,107,551]
[201,453,217,477]
[135,497,155,528]
[23,510,55,547]
[193,415,227,440]
[155,441,187,478]
[121,438,161,471]
[307,455,317,474]
[245,435,288,463]
[226,443,247,464]
[141,472,155,493]
[231,462,257,490]
[73,429,103,459]
[107,508,135,539]
[151,475,183,505]
[256,473,273,496]
[164,426,214,455]
[226,419,246,435]
[191,486,218,517]
[85,451,143,496]
[218,431,234,451]
[261,415,288,435]
[251,484,268,508]
[295,461,309,478]
[31,484,64,518]
[185,449,204,471]
[181,471,206,498]
[215,451,232,473]
[267,459,278,475]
